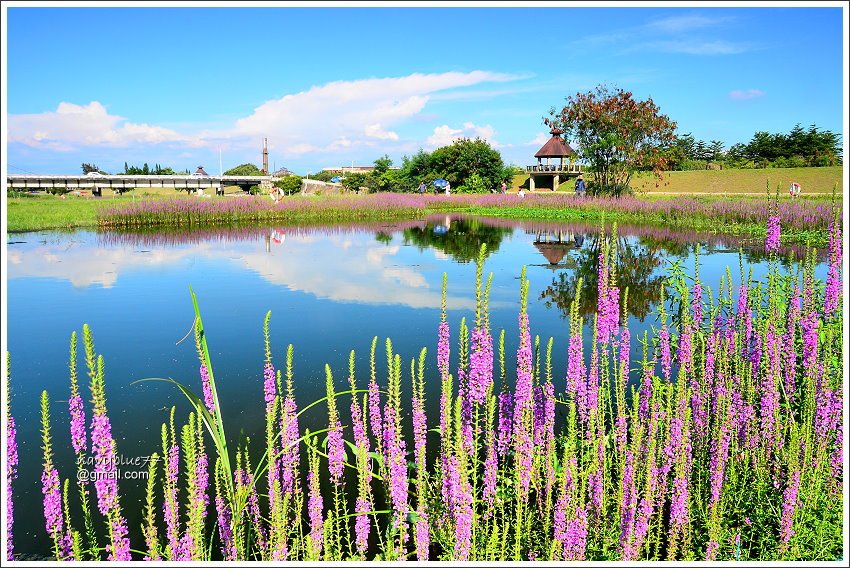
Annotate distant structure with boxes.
[262,138,269,175]
[273,166,294,177]
[193,166,209,176]
[322,165,400,174]
[527,127,581,191]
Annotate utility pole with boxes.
[262,138,269,175]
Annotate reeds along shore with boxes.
[5,211,844,561]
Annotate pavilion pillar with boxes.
[529,176,535,191]
[553,174,560,190]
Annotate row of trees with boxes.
[278,138,515,195]
[665,124,842,170]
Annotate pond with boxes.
[5,214,828,558]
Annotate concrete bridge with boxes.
[6,173,276,195]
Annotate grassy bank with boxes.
[510,165,843,195]
[6,188,840,247]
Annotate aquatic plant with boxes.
[7,211,844,561]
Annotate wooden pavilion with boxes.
[527,127,582,191]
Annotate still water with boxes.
[5,214,826,557]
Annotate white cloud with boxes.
[645,15,732,34]
[229,71,518,156]
[426,121,499,148]
[364,123,399,140]
[7,101,198,150]
[729,89,766,100]
[7,71,521,161]
[527,132,550,146]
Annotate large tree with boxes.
[546,84,677,195]
[426,137,510,193]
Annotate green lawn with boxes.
[511,166,843,195]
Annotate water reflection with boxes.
[540,231,667,321]
[402,216,513,263]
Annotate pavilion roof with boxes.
[534,127,575,158]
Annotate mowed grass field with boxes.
[512,166,844,195]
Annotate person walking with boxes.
[445,181,451,196]
[574,174,586,197]
[501,181,507,194]
[418,181,426,194]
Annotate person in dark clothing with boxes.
[574,174,587,197]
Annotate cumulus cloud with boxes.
[8,71,520,162]
[729,89,766,100]
[527,132,550,146]
[426,121,499,148]
[7,101,199,150]
[230,71,518,156]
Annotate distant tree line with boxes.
[664,124,842,170]
[279,138,515,195]
[119,162,189,175]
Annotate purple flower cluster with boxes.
[779,470,801,549]
[765,215,781,253]
[68,393,86,455]
[824,219,842,316]
[200,363,215,414]
[41,465,70,558]
[468,326,493,404]
[327,421,345,484]
[596,252,620,344]
[214,495,236,560]
[6,409,17,562]
[354,497,370,556]
[263,362,276,414]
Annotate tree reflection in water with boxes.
[402,216,513,263]
[539,228,667,322]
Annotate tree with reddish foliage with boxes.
[546,85,677,196]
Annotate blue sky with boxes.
[3,3,847,176]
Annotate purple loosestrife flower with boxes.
[779,470,801,551]
[784,286,801,401]
[442,454,460,518]
[367,377,384,455]
[279,395,300,496]
[69,394,86,455]
[468,326,493,405]
[563,505,589,561]
[7,401,18,561]
[384,407,409,517]
[215,495,236,560]
[200,363,215,414]
[438,321,451,380]
[824,219,842,316]
[354,496,370,556]
[760,324,781,455]
[164,444,181,558]
[412,395,427,476]
[453,476,473,561]
[327,421,345,484]
[482,432,497,513]
[263,362,276,414]
[765,215,781,253]
[513,310,535,496]
[307,468,323,556]
[692,282,703,326]
[496,390,513,458]
[414,510,430,560]
[41,465,69,558]
[619,451,637,551]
